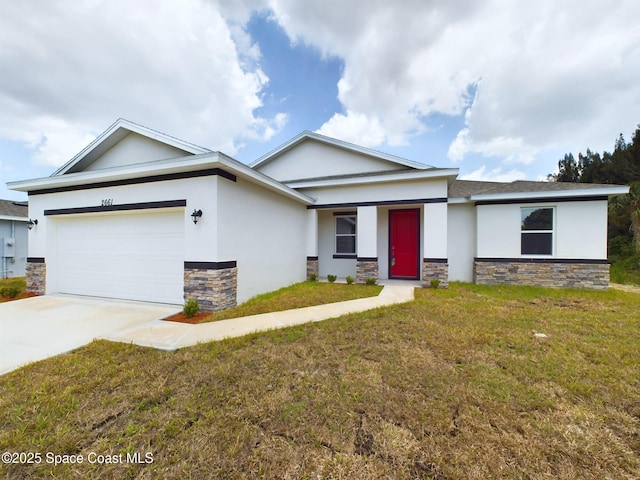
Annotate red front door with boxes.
[389,209,420,279]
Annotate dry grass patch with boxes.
[1,283,639,479]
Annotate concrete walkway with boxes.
[610,283,640,294]
[103,284,415,350]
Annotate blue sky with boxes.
[1,1,639,201]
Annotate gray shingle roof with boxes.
[0,199,28,218]
[449,180,620,198]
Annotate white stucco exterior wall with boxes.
[356,206,377,257]
[423,203,447,259]
[476,200,609,259]
[447,203,476,282]
[217,176,308,303]
[306,209,318,257]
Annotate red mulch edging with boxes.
[163,311,211,324]
[0,292,38,302]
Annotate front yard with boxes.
[1,283,639,479]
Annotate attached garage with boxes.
[52,208,185,304]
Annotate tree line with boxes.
[548,126,640,257]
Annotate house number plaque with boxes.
[101,199,114,206]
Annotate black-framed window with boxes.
[336,216,356,254]
[521,207,554,255]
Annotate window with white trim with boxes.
[521,207,554,255]
[335,216,356,254]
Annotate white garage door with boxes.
[55,209,184,304]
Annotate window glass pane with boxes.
[521,208,553,231]
[336,236,356,254]
[336,217,356,234]
[521,232,553,255]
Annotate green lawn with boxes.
[203,281,383,321]
[1,283,639,479]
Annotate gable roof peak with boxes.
[251,130,434,171]
[52,118,212,176]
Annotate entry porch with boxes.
[305,202,449,287]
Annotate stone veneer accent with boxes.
[25,257,46,296]
[474,259,610,290]
[306,256,319,280]
[356,257,379,284]
[422,259,449,288]
[184,261,238,312]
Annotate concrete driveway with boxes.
[0,294,180,376]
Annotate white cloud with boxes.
[0,0,285,166]
[460,165,526,183]
[449,128,538,165]
[265,0,640,164]
[316,110,387,147]
[3,0,639,174]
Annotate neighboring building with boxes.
[7,119,629,309]
[0,199,28,279]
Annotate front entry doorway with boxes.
[389,209,420,279]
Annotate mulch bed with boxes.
[163,311,211,324]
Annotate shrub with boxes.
[345,275,354,285]
[308,273,317,282]
[365,278,377,285]
[183,299,199,318]
[327,274,337,283]
[0,285,20,298]
[430,279,441,289]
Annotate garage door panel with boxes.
[55,210,184,304]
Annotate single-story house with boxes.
[0,199,28,279]
[7,119,629,310]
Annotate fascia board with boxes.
[470,185,630,202]
[447,197,470,204]
[0,215,28,222]
[284,168,459,189]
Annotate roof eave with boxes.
[8,153,314,206]
[470,185,630,202]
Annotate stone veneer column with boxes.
[421,259,449,288]
[473,258,610,289]
[184,261,238,312]
[306,256,319,280]
[25,257,46,295]
[356,257,379,284]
